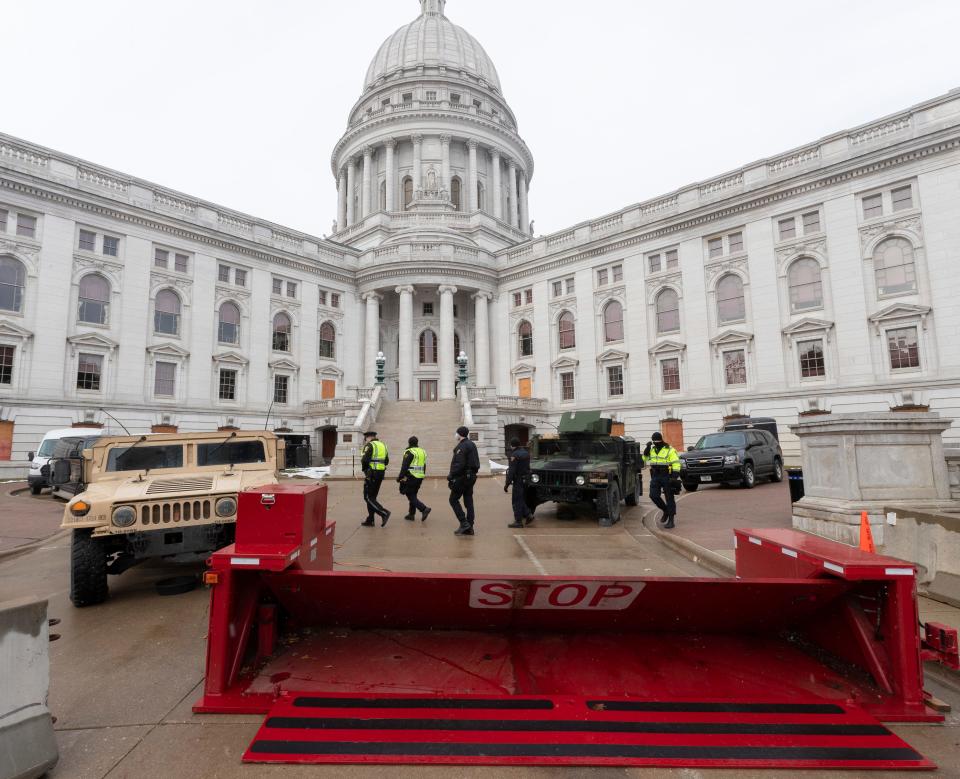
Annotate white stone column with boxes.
[507,159,519,229]
[336,169,347,231]
[384,138,396,212]
[440,134,451,193]
[362,292,381,387]
[396,285,415,401]
[473,292,491,386]
[519,169,530,235]
[412,134,423,194]
[361,146,373,218]
[438,285,457,400]
[346,158,357,226]
[467,139,479,212]
[490,148,502,221]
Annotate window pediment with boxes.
[67,332,118,351]
[511,362,536,376]
[212,351,249,366]
[0,320,33,340]
[317,365,344,378]
[868,303,931,330]
[781,317,835,337]
[551,356,579,370]
[146,342,190,359]
[597,348,628,364]
[648,339,686,356]
[709,329,754,347]
[269,358,300,372]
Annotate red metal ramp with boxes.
[243,692,933,770]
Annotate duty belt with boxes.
[650,465,672,475]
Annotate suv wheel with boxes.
[624,478,641,506]
[70,529,108,607]
[682,481,699,493]
[598,482,622,526]
[741,462,756,490]
[771,458,784,483]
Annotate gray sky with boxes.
[5,0,959,238]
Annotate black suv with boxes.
[679,429,783,491]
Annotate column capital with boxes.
[505,156,517,170]
[383,136,397,149]
[467,138,480,150]
[411,133,424,146]
[488,146,502,159]
[438,285,459,296]
[439,134,452,145]
[361,291,382,302]
[362,145,375,157]
[471,291,493,302]
[395,285,415,296]
[347,156,358,168]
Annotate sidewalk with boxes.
[0,482,66,557]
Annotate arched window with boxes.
[218,301,240,344]
[78,273,110,324]
[874,237,917,295]
[0,257,26,313]
[419,329,437,364]
[603,300,624,343]
[716,274,745,324]
[477,181,485,211]
[319,321,336,359]
[403,177,413,210]
[451,176,462,211]
[272,312,291,352]
[558,311,576,350]
[379,180,387,211]
[656,289,680,334]
[788,258,823,312]
[454,332,461,363]
[518,320,533,357]
[154,289,181,335]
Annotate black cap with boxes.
[408,436,419,446]
[363,431,377,439]
[651,432,664,442]
[509,437,520,448]
[456,426,470,438]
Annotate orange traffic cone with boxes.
[859,511,875,553]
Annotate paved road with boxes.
[0,482,65,554]
[2,476,958,778]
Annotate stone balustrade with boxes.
[497,395,546,411]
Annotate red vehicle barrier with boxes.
[195,484,943,770]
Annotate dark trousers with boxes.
[449,478,475,526]
[649,474,676,518]
[511,483,529,521]
[364,471,389,520]
[403,478,428,514]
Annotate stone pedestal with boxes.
[791,412,955,545]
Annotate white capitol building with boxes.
[1,0,959,468]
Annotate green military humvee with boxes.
[525,411,644,527]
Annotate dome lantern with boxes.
[420,0,446,15]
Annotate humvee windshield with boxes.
[107,445,184,472]
[535,437,617,459]
[693,432,746,449]
[197,440,266,466]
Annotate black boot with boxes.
[664,514,676,530]
[361,519,375,527]
[421,507,432,522]
[380,510,391,527]
[454,521,472,536]
[508,520,523,529]
[404,513,415,522]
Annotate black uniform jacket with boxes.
[448,438,480,482]
[505,447,530,489]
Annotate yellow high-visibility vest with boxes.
[404,447,427,479]
[368,440,387,471]
[644,444,680,473]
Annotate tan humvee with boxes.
[61,430,283,607]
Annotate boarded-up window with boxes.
[518,377,532,398]
[321,379,336,399]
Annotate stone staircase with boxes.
[371,400,463,478]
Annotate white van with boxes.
[28,428,103,494]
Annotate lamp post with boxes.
[457,350,469,389]
[375,351,385,386]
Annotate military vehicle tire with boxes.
[625,479,641,506]
[741,462,756,489]
[30,483,43,495]
[598,482,621,525]
[70,529,108,607]
[682,481,699,493]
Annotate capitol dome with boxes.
[363,0,502,94]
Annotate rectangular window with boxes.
[450,93,461,104]
[863,193,883,220]
[286,282,297,298]
[76,353,103,391]
[272,278,283,295]
[79,230,97,252]
[524,288,533,305]
[802,211,821,234]
[552,280,563,297]
[453,304,459,318]
[597,269,608,286]
[422,302,434,316]
[174,253,188,273]
[16,214,37,239]
[728,231,744,254]
[648,253,661,273]
[565,277,575,294]
[154,248,169,268]
[612,264,623,283]
[708,237,723,259]
[661,358,680,392]
[218,264,231,283]
[234,269,247,287]
[0,345,14,385]
[402,92,413,104]
[425,90,437,101]
[513,292,522,307]
[381,98,390,108]
[778,217,796,241]
[892,185,913,212]
[887,327,920,370]
[607,365,624,397]
[102,236,119,256]
[318,290,327,306]
[560,371,575,401]
[0,208,6,233]
[798,339,826,378]
[665,249,679,269]
[723,349,747,386]
[331,293,340,308]
[218,369,237,400]
[154,361,176,396]
[473,99,482,109]
[273,374,289,404]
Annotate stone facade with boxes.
[1,0,960,465]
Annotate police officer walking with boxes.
[360,431,391,527]
[398,436,432,522]
[504,437,534,529]
[448,426,480,536]
[643,432,681,529]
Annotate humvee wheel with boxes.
[624,479,641,507]
[70,529,108,607]
[598,482,621,526]
[30,483,43,495]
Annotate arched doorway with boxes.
[316,426,338,463]
[504,424,534,455]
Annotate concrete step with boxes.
[371,400,464,475]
